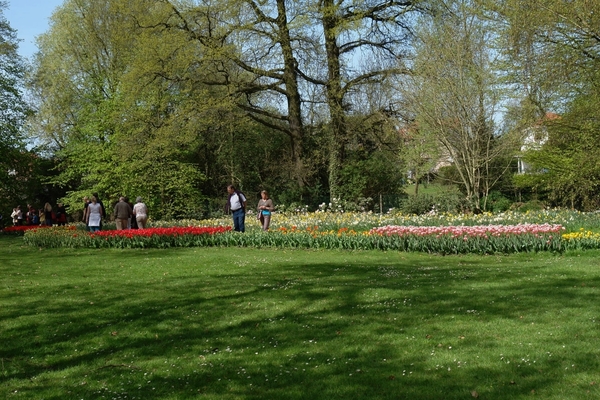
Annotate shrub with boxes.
[400,187,465,215]
[401,194,436,215]
[512,200,547,212]
[481,191,513,213]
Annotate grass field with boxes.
[403,182,455,197]
[1,235,600,399]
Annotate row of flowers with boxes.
[22,226,231,249]
[3,225,52,233]
[17,223,600,254]
[369,223,564,238]
[147,209,600,232]
[7,209,600,234]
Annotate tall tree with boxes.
[310,0,419,200]
[161,0,418,201]
[157,0,309,190]
[401,0,516,210]
[0,0,32,218]
[485,0,600,209]
[516,85,600,210]
[29,0,209,217]
[485,0,600,110]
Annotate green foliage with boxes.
[338,153,405,206]
[435,165,463,187]
[400,194,436,215]
[0,3,33,218]
[401,186,466,215]
[29,0,225,219]
[402,0,518,211]
[516,88,600,210]
[480,191,513,212]
[492,0,600,210]
[23,0,600,218]
[31,0,337,218]
[510,200,547,213]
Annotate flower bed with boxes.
[17,209,600,254]
[21,223,571,254]
[365,224,564,254]
[561,229,600,250]
[149,209,600,232]
[23,226,232,249]
[2,225,50,235]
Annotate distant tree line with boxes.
[1,0,599,222]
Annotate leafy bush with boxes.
[401,194,436,215]
[434,187,467,212]
[481,191,513,212]
[400,187,465,215]
[512,200,547,212]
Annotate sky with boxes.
[4,0,64,60]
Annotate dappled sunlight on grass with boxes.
[1,236,599,399]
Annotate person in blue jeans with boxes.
[257,190,274,231]
[227,185,247,232]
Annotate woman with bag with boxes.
[257,190,274,231]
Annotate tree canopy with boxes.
[0,1,33,220]
[10,0,600,216]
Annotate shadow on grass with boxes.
[1,239,599,399]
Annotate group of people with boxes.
[11,186,269,232]
[10,203,67,227]
[82,194,148,231]
[226,185,274,232]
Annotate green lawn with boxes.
[403,182,456,197]
[1,235,599,399]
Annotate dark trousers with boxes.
[232,209,245,232]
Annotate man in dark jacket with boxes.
[114,197,132,230]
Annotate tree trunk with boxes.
[321,0,347,200]
[275,0,305,188]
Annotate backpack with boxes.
[227,190,246,213]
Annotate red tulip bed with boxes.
[87,227,233,248]
[21,226,232,249]
[3,225,51,234]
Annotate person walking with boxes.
[26,204,36,225]
[93,192,106,229]
[82,196,90,230]
[56,203,67,226]
[133,197,148,229]
[226,185,247,232]
[114,196,132,230]
[11,207,18,226]
[257,190,274,231]
[86,196,102,232]
[16,206,23,225]
[43,203,53,226]
[38,209,46,225]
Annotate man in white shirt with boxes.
[227,185,247,232]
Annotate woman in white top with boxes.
[86,196,103,232]
[133,197,148,229]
